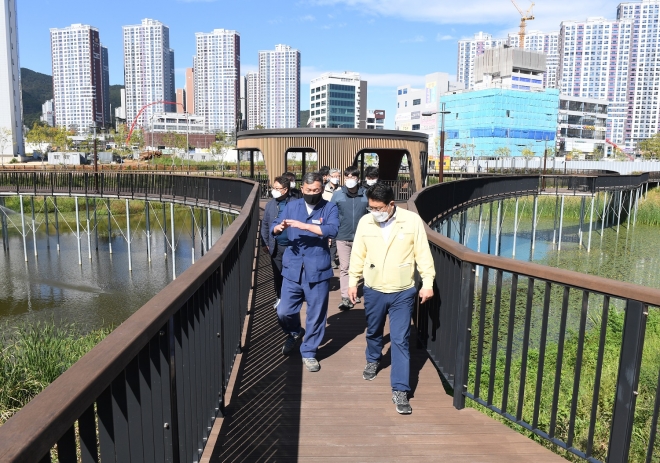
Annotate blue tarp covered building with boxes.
[440,88,559,158]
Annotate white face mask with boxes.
[329,177,339,185]
[366,179,378,186]
[371,210,390,223]
[345,178,358,189]
[271,189,282,199]
[290,181,296,189]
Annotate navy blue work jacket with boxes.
[270,198,339,284]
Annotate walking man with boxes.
[331,166,368,310]
[348,183,435,414]
[272,172,339,372]
[261,175,293,309]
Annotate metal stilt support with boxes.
[587,195,595,253]
[54,196,60,252]
[20,195,27,262]
[126,199,132,272]
[171,203,176,280]
[512,197,519,258]
[558,195,565,251]
[75,197,82,265]
[30,196,37,258]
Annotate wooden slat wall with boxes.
[237,136,426,188]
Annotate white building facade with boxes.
[123,19,175,129]
[366,110,385,129]
[258,44,300,129]
[50,24,110,134]
[395,72,460,158]
[194,29,240,134]
[150,112,205,134]
[245,71,259,130]
[0,0,23,157]
[309,71,366,128]
[41,99,54,126]
[457,32,506,90]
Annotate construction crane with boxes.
[511,0,535,49]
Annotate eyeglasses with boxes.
[272,186,288,191]
[366,204,390,212]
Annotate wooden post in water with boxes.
[126,199,132,272]
[495,200,502,256]
[54,196,60,252]
[162,202,167,258]
[191,207,196,265]
[531,195,539,252]
[558,195,565,251]
[93,198,98,251]
[587,194,595,253]
[44,197,49,248]
[171,202,176,280]
[145,200,151,262]
[107,199,112,255]
[30,196,37,258]
[512,197,519,258]
[85,198,91,260]
[19,195,27,261]
[75,197,82,265]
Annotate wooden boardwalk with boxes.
[202,246,565,462]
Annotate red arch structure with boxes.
[125,100,184,146]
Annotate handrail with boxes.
[408,173,654,463]
[0,173,260,462]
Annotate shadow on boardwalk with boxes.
[206,246,566,462]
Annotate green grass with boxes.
[0,322,111,425]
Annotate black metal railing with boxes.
[0,173,260,463]
[410,173,658,463]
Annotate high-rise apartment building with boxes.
[258,44,300,129]
[507,31,560,88]
[194,29,240,133]
[176,88,185,113]
[309,71,366,128]
[101,46,110,125]
[123,19,175,129]
[185,67,194,115]
[617,0,660,148]
[457,32,506,90]
[245,71,259,130]
[50,24,110,133]
[0,0,24,156]
[558,16,633,150]
[41,99,55,127]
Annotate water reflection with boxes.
[0,210,231,332]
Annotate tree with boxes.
[494,146,511,158]
[638,133,660,160]
[614,147,629,161]
[568,148,582,160]
[591,145,605,161]
[521,144,536,160]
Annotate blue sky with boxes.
[17,0,621,128]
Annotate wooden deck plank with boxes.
[202,246,565,462]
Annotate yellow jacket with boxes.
[349,207,435,293]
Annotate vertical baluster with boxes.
[97,387,116,463]
[126,356,146,461]
[79,404,99,463]
[56,424,77,463]
[586,296,610,457]
[487,270,503,406]
[533,282,552,429]
[501,274,519,414]
[473,267,489,400]
[516,278,535,421]
[645,369,660,463]
[549,286,570,438]
[567,291,590,448]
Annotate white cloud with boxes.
[400,35,425,43]
[300,14,316,21]
[307,0,621,32]
[436,34,454,41]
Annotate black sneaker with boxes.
[392,391,412,414]
[363,361,379,381]
[282,328,305,356]
[338,297,354,311]
[354,296,361,304]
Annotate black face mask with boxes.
[276,191,288,202]
[303,192,323,206]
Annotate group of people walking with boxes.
[259,166,435,414]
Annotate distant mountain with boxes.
[21,68,52,128]
[19,68,125,128]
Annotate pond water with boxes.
[444,197,660,289]
[0,205,232,332]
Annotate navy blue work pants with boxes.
[277,271,329,359]
[364,286,417,392]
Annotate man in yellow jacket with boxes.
[348,183,435,414]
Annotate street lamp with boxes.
[422,103,451,184]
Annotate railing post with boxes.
[453,261,476,410]
[607,299,647,463]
